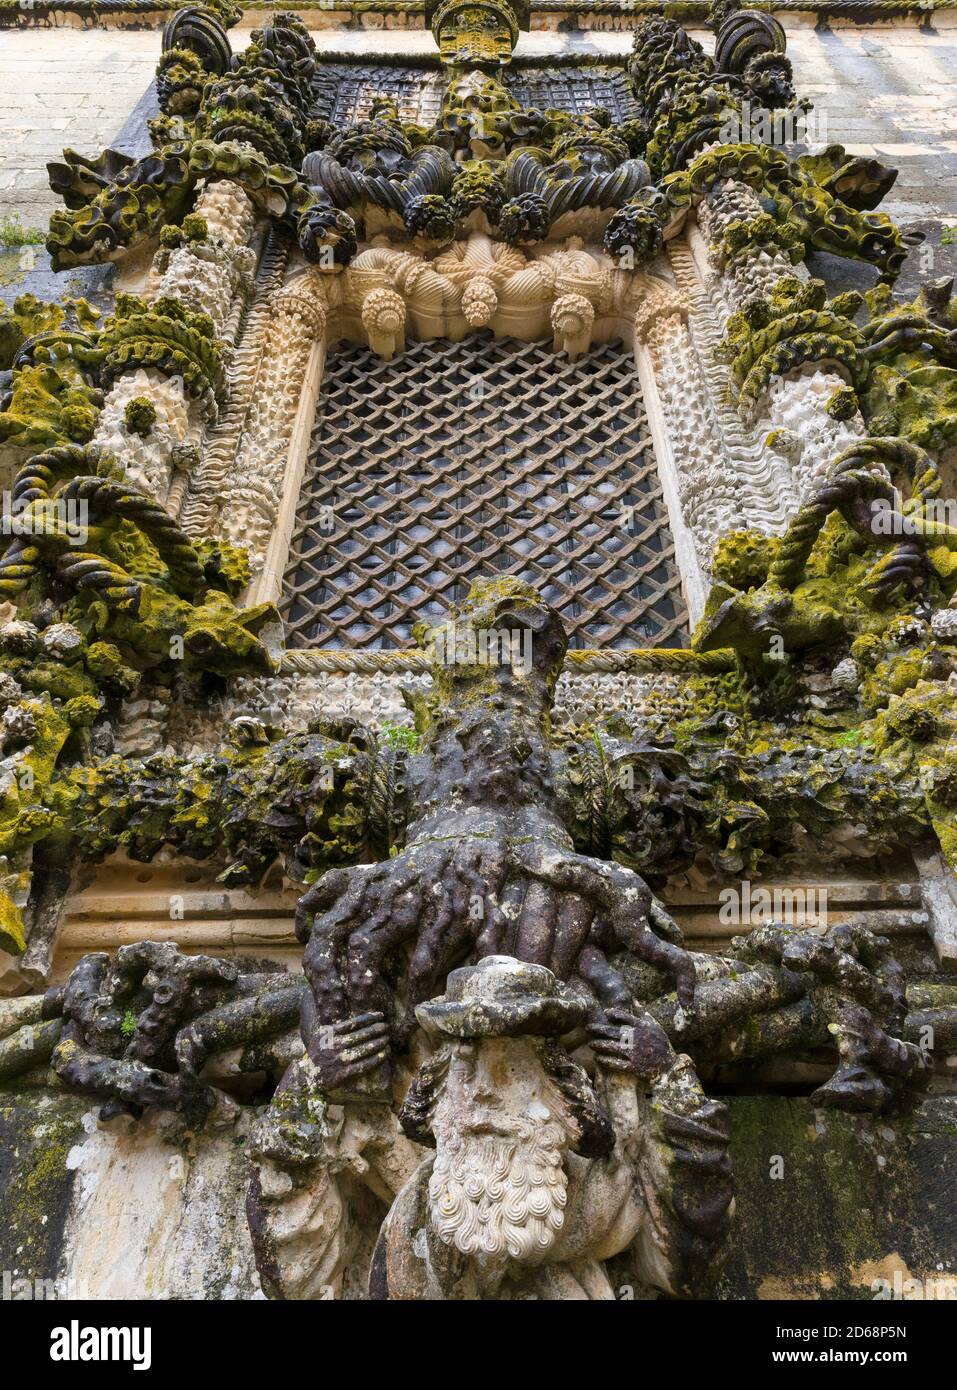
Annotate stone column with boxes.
[214,270,329,590]
[690,182,866,515]
[91,181,257,507]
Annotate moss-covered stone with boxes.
[0,1090,88,1284]
[718,1096,957,1298]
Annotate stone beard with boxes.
[427,1085,573,1261]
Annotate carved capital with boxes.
[274,272,329,339]
[551,292,595,360]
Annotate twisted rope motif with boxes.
[60,476,205,596]
[278,647,736,676]
[769,439,942,593]
[55,550,142,608]
[0,446,205,600]
[0,444,99,598]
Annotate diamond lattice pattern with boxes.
[281,333,689,650]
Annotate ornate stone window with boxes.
[280,331,689,649]
[312,64,446,127]
[504,64,639,121]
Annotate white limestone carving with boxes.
[92,182,257,505]
[343,232,613,358]
[187,234,691,591]
[91,367,202,504]
[166,667,692,754]
[214,270,330,565]
[759,369,866,505]
[179,233,290,538]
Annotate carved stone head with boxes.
[399,957,612,1262]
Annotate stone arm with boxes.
[246,1051,422,1300]
[628,1055,734,1299]
[578,1010,733,1298]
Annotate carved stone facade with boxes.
[1,1,957,1308]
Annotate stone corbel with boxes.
[550,293,595,359]
[361,287,407,360]
[339,232,613,357]
[346,246,457,352]
[537,237,609,359]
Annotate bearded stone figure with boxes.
[243,579,924,1300]
[371,957,734,1300]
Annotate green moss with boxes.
[123,396,157,438]
[712,530,778,591]
[379,722,420,753]
[0,294,65,370]
[0,215,45,249]
[827,386,859,421]
[193,540,251,596]
[0,1093,86,1279]
[723,1096,922,1297]
[0,361,100,453]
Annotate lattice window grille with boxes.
[311,66,446,128]
[504,66,639,121]
[281,332,689,651]
[310,64,638,128]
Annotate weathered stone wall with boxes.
[720,1096,957,1300]
[2,1087,954,1299]
[0,29,160,233]
[2,7,957,1305]
[0,1088,262,1300]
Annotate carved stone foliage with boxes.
[5,0,957,1309]
[0,574,952,1299]
[42,7,905,289]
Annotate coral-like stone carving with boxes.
[215,270,328,563]
[428,0,527,68]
